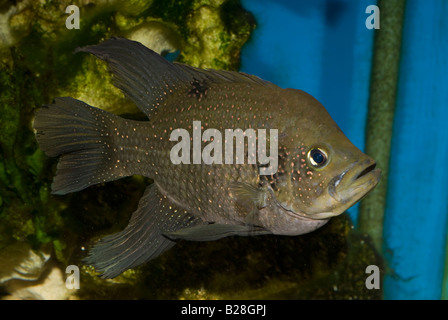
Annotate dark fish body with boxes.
[33,38,380,278]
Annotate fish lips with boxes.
[328,158,381,205]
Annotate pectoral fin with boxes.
[228,182,267,225]
[165,223,271,241]
[164,182,271,242]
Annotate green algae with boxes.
[0,0,383,300]
[0,50,44,247]
[358,0,406,253]
[0,49,69,251]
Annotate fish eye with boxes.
[307,148,328,168]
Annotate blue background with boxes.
[240,0,448,299]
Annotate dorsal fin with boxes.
[76,37,190,117]
[76,37,279,118]
[173,63,279,88]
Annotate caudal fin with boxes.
[33,97,129,194]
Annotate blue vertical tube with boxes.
[383,0,448,299]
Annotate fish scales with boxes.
[147,82,282,222]
[99,80,283,225]
[33,38,381,278]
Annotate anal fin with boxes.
[83,184,202,278]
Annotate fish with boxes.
[33,37,381,278]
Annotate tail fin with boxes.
[33,97,129,195]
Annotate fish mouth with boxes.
[329,158,381,206]
[269,158,381,221]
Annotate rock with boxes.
[2,262,75,300]
[181,0,255,70]
[0,242,50,284]
[0,3,17,49]
[0,242,75,300]
[126,21,181,55]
